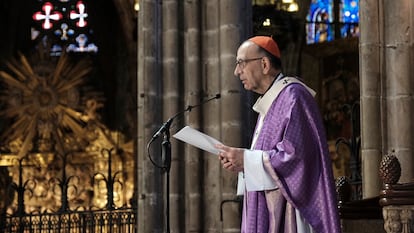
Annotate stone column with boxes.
[218,0,251,232]
[183,1,203,232]
[359,0,383,198]
[383,0,414,183]
[200,0,225,230]
[137,0,250,232]
[360,0,414,198]
[137,0,164,232]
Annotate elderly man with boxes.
[216,36,340,233]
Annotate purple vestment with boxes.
[242,82,341,233]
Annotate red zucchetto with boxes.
[249,36,281,59]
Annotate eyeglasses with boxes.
[235,57,263,69]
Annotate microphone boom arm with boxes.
[151,93,220,140]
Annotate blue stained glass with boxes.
[306,0,359,43]
[340,0,359,38]
[307,0,333,23]
[50,44,63,56]
[306,0,334,44]
[67,34,98,53]
[341,0,359,23]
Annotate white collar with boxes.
[252,75,316,116]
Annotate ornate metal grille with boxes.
[1,149,137,233]
[3,209,136,233]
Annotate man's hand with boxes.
[215,144,244,172]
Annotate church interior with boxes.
[0,0,412,232]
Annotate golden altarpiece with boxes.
[0,1,138,231]
[0,45,136,231]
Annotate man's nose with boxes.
[234,66,240,77]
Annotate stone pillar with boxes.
[137,0,250,232]
[360,0,414,198]
[183,1,203,232]
[200,1,222,231]
[137,0,164,232]
[359,0,383,198]
[218,0,250,231]
[161,1,184,231]
[383,0,414,183]
[360,0,414,196]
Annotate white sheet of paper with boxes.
[173,126,222,155]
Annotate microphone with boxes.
[151,118,174,140]
[151,93,221,140]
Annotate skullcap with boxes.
[248,36,281,59]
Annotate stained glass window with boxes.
[32,0,98,56]
[340,0,359,38]
[306,0,359,44]
[306,0,334,44]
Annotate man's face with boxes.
[234,42,265,94]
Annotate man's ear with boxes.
[261,57,271,74]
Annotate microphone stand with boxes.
[148,94,220,233]
[162,131,171,233]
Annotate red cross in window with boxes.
[33,2,62,30]
[70,1,88,28]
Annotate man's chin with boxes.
[243,84,251,90]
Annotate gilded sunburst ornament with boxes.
[0,52,96,158]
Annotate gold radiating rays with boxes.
[0,52,94,158]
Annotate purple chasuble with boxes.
[242,82,341,233]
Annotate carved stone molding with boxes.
[379,153,414,233]
[383,206,414,233]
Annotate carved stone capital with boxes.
[383,206,414,233]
